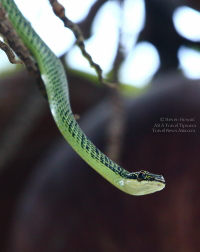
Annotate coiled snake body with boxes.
[0,0,165,195]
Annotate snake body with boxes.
[0,0,165,195]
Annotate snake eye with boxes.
[137,171,146,181]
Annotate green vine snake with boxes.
[0,0,165,195]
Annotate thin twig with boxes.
[48,0,117,89]
[0,40,24,66]
[0,3,46,97]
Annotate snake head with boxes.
[123,170,166,196]
[137,170,165,183]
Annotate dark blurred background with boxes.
[0,0,200,251]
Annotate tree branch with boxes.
[48,0,117,88]
[0,3,46,97]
